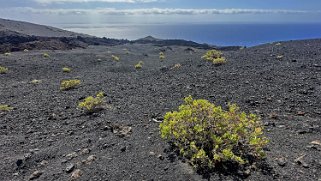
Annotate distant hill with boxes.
[0,18,240,53]
[0,18,90,38]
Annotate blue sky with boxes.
[0,0,321,25]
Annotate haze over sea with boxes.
[60,23,321,47]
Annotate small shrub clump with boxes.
[160,96,268,171]
[62,67,72,73]
[135,61,144,69]
[159,52,165,61]
[30,79,42,84]
[0,66,8,74]
[60,79,81,91]
[0,104,13,112]
[202,50,226,65]
[112,55,120,62]
[78,92,105,113]
[43,53,50,58]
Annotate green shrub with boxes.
[0,66,8,74]
[0,104,13,111]
[62,67,72,73]
[78,92,105,113]
[135,61,143,69]
[60,79,81,91]
[202,50,226,65]
[160,96,268,170]
[43,53,50,58]
[112,55,120,62]
[159,52,165,61]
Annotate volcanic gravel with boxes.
[0,40,321,181]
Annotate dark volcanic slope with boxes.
[0,18,89,38]
[0,39,321,181]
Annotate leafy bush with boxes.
[159,52,165,61]
[112,55,120,62]
[60,79,81,91]
[62,67,72,73]
[202,50,226,65]
[135,61,143,69]
[43,53,50,58]
[0,66,8,74]
[160,96,268,170]
[78,92,105,113]
[0,104,13,111]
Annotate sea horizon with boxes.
[56,22,321,47]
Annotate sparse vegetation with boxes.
[202,50,226,65]
[30,79,42,84]
[4,52,11,56]
[78,91,106,113]
[62,67,72,73]
[112,55,120,62]
[160,96,268,171]
[159,52,165,61]
[60,79,81,91]
[0,66,8,74]
[43,53,50,58]
[0,104,13,112]
[135,61,144,69]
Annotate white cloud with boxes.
[33,0,157,3]
[14,7,312,15]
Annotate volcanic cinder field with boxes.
[0,19,321,181]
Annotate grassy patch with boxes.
[60,79,81,91]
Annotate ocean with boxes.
[60,23,321,47]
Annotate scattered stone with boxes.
[149,152,155,156]
[40,160,48,166]
[61,159,68,163]
[66,152,78,160]
[85,155,97,164]
[71,169,82,180]
[29,170,43,180]
[120,146,127,152]
[16,159,23,167]
[310,140,321,147]
[157,154,164,160]
[80,148,90,155]
[243,169,251,177]
[112,125,132,138]
[277,157,287,167]
[13,172,19,176]
[160,66,169,72]
[297,111,305,116]
[294,155,309,168]
[66,163,75,173]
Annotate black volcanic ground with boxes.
[0,19,321,181]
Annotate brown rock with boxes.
[71,169,82,180]
[29,171,43,180]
